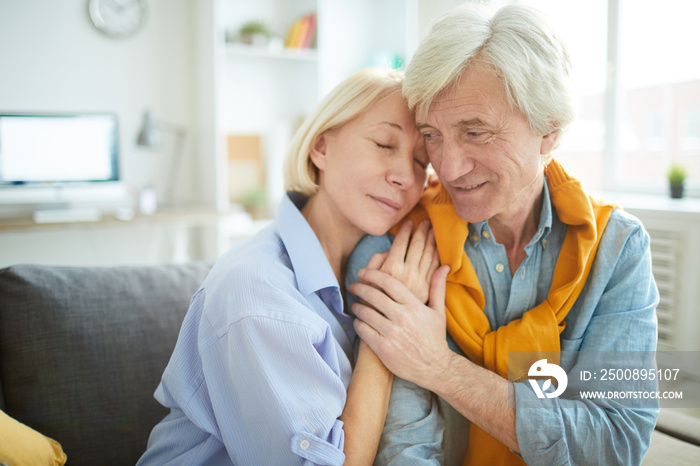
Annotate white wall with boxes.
[417,0,466,43]
[0,0,198,205]
[0,0,467,210]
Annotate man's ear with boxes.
[540,129,561,156]
[309,132,329,171]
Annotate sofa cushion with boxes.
[0,262,211,466]
[0,408,66,465]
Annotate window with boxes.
[648,111,663,149]
[685,108,700,140]
[681,108,700,152]
[512,0,700,195]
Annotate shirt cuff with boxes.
[291,419,346,466]
[513,382,570,465]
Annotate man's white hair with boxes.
[404,3,576,156]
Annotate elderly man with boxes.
[347,3,658,465]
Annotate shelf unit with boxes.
[193,0,417,222]
[225,43,319,61]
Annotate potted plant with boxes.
[242,186,268,219]
[667,163,687,199]
[239,21,269,46]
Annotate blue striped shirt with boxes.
[138,192,357,465]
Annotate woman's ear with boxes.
[309,132,329,171]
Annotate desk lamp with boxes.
[136,110,186,207]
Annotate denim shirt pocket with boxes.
[560,336,584,352]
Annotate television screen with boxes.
[0,113,119,185]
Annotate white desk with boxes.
[0,207,269,267]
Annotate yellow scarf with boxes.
[397,160,617,465]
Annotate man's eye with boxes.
[414,158,428,169]
[422,133,441,145]
[467,131,490,141]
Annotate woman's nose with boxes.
[386,151,416,189]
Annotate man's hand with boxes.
[364,219,439,304]
[352,265,523,453]
[349,265,451,390]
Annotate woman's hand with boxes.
[350,265,452,388]
[364,219,439,303]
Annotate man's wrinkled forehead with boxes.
[421,78,507,129]
[417,59,506,125]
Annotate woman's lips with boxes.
[371,195,402,212]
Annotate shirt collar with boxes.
[527,180,553,247]
[468,180,553,247]
[275,191,342,311]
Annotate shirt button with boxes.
[495,263,505,273]
[300,439,311,450]
[521,269,526,279]
[342,323,349,331]
[482,231,491,239]
[471,234,479,242]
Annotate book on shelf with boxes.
[285,13,316,49]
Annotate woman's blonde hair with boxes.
[284,67,404,195]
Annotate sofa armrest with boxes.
[643,429,700,465]
[642,408,700,465]
[654,408,700,446]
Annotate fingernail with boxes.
[358,268,365,278]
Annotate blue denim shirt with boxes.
[138,192,356,466]
[346,182,659,465]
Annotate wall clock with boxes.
[88,0,148,38]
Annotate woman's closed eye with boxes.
[375,141,394,150]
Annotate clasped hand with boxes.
[349,220,452,390]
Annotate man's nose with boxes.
[435,139,475,182]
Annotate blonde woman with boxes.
[138,68,448,465]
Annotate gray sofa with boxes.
[0,263,212,465]
[0,263,699,465]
